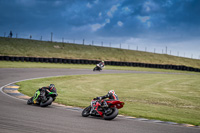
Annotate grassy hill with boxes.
[0,37,200,68]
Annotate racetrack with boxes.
[0,68,199,133]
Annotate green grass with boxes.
[1,36,200,125]
[1,37,200,68]
[17,73,200,126]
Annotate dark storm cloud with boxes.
[1,0,199,36]
[0,0,199,58]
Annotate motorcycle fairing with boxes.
[33,90,41,102]
[106,100,124,109]
[91,100,103,117]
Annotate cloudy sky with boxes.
[0,0,200,59]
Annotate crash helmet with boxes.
[49,84,55,89]
[108,90,115,94]
[102,60,104,63]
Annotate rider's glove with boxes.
[94,97,101,100]
[97,97,102,100]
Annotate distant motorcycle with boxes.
[82,99,124,120]
[93,64,104,71]
[27,89,58,107]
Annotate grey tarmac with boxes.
[0,68,199,133]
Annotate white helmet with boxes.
[108,90,115,94]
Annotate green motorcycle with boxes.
[27,89,58,107]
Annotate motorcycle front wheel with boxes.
[40,97,53,107]
[27,97,33,105]
[82,106,91,117]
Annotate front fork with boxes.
[90,100,96,114]
[33,90,47,103]
[91,100,104,117]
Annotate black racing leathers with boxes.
[100,93,119,100]
[99,62,105,68]
[40,86,57,93]
[38,86,57,101]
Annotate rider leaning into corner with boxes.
[94,90,119,108]
[99,60,105,69]
[31,84,57,104]
[41,84,57,93]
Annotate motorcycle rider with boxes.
[93,61,105,71]
[91,90,118,113]
[99,60,105,68]
[39,84,57,93]
[97,90,118,100]
[32,84,57,104]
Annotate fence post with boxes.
[51,32,53,42]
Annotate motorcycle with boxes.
[27,89,58,107]
[93,64,104,71]
[82,99,124,120]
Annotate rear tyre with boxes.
[40,97,53,107]
[103,107,118,120]
[82,106,91,117]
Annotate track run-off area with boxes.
[0,68,199,133]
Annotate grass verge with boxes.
[17,73,200,126]
[1,37,200,68]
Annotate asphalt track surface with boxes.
[0,68,199,133]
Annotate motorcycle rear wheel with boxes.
[40,97,53,107]
[103,107,118,120]
[82,106,91,117]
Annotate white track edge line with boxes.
[0,74,68,101]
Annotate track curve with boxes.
[0,68,199,133]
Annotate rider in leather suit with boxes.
[95,90,119,107]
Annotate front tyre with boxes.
[27,97,33,105]
[82,106,91,117]
[93,67,97,71]
[40,97,53,107]
[103,107,118,120]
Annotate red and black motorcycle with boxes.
[82,99,124,120]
